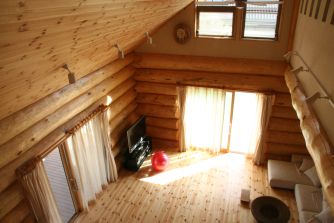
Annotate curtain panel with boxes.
[253,94,275,165]
[66,111,117,210]
[17,160,62,223]
[182,86,227,154]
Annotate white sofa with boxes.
[267,156,334,223]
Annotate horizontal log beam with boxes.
[268,117,301,133]
[0,68,135,169]
[135,82,177,96]
[0,182,24,219]
[147,126,179,141]
[0,55,134,146]
[109,102,138,133]
[266,143,308,155]
[136,103,179,119]
[136,93,178,106]
[285,68,334,212]
[152,138,179,151]
[110,112,140,147]
[146,117,179,130]
[0,77,135,193]
[1,199,30,223]
[266,130,306,146]
[134,53,287,76]
[274,93,292,107]
[271,106,298,119]
[135,69,289,93]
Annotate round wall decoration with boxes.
[174,23,191,44]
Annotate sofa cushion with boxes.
[304,166,321,187]
[314,207,334,223]
[299,159,314,172]
[295,184,322,213]
[299,211,318,223]
[268,160,313,190]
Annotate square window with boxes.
[198,11,234,36]
[243,1,282,39]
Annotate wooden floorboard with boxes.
[75,151,298,223]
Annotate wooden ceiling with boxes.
[0,0,193,120]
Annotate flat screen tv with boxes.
[127,116,146,153]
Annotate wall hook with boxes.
[62,64,76,84]
[145,32,153,45]
[113,43,124,59]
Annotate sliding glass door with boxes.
[229,92,261,155]
[182,86,262,155]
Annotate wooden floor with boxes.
[75,151,298,223]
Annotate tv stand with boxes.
[124,136,152,171]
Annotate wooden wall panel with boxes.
[0,182,24,219]
[135,69,289,93]
[0,0,193,120]
[134,53,308,158]
[146,117,179,130]
[134,53,287,76]
[1,200,31,223]
[0,55,134,146]
[0,55,138,222]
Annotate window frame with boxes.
[241,1,283,40]
[195,0,283,41]
[196,5,237,39]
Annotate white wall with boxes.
[291,1,334,146]
[137,2,293,60]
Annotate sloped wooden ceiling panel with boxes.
[0,0,193,120]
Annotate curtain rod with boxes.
[284,51,334,108]
[66,104,107,135]
[175,82,275,94]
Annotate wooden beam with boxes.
[134,53,287,76]
[268,117,301,133]
[274,93,292,107]
[135,69,289,93]
[136,93,178,106]
[285,68,334,212]
[136,104,179,119]
[0,77,135,192]
[266,130,306,146]
[152,138,179,151]
[146,126,179,141]
[1,199,30,223]
[266,143,308,155]
[146,117,179,130]
[109,102,138,133]
[0,55,134,145]
[271,106,298,119]
[0,68,135,169]
[0,182,24,219]
[110,112,140,147]
[135,82,177,96]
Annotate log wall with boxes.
[0,55,138,222]
[133,53,309,159]
[0,0,193,221]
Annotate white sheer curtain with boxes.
[183,86,226,153]
[18,161,62,223]
[253,94,275,165]
[66,112,117,210]
[100,110,118,182]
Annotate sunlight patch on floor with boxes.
[140,152,246,185]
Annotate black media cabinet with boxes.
[124,136,152,171]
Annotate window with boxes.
[196,0,283,40]
[243,0,282,39]
[196,1,236,37]
[43,146,78,222]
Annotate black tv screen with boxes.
[127,116,146,153]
